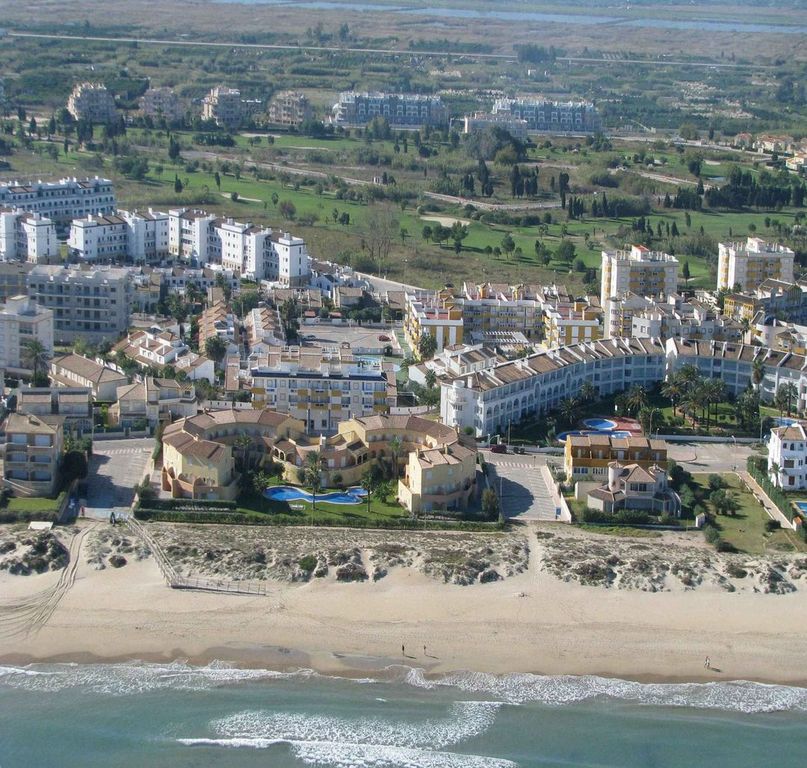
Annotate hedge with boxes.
[746,456,796,522]
[134,507,503,531]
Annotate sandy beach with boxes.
[1,521,807,686]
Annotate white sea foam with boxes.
[178,738,518,768]
[211,701,502,750]
[404,668,807,713]
[0,660,305,696]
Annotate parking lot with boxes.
[82,438,153,520]
[300,322,400,354]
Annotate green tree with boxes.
[500,232,516,259]
[205,335,228,366]
[21,339,50,383]
[418,332,438,360]
[303,450,323,511]
[425,369,437,389]
[555,239,576,267]
[389,435,403,479]
[481,488,500,521]
[682,260,691,286]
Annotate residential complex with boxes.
[404,290,464,355]
[441,337,667,437]
[491,97,601,133]
[543,299,602,348]
[600,245,679,319]
[16,387,93,434]
[724,280,807,325]
[0,177,116,228]
[67,82,118,124]
[161,409,476,514]
[202,86,262,130]
[114,325,215,382]
[49,353,128,401]
[564,433,668,482]
[249,346,395,433]
[717,237,795,292]
[332,92,449,128]
[0,296,53,373]
[110,376,197,428]
[140,87,183,123]
[167,209,311,284]
[1,411,64,496]
[461,112,529,140]
[768,423,807,490]
[266,91,312,127]
[0,210,58,264]
[28,265,132,343]
[0,262,33,302]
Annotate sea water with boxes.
[1,662,807,767]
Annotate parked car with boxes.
[490,443,508,454]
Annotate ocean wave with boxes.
[179,738,518,768]
[404,668,807,714]
[211,701,502,750]
[0,660,310,696]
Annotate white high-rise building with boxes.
[168,208,218,263]
[0,295,54,372]
[717,237,795,292]
[217,219,272,281]
[271,232,310,287]
[0,210,58,263]
[601,245,679,338]
[120,209,170,264]
[67,214,128,262]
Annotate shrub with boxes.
[715,539,737,553]
[765,519,781,532]
[704,525,721,545]
[298,554,317,572]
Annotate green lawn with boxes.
[690,473,806,554]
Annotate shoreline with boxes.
[3,647,807,690]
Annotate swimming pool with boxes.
[582,418,617,431]
[796,502,807,515]
[264,485,368,505]
[557,430,632,442]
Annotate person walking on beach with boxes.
[704,656,711,669]
[423,644,427,656]
[402,644,405,657]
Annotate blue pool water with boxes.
[557,430,632,442]
[795,502,807,514]
[773,417,800,427]
[582,418,617,431]
[265,486,367,505]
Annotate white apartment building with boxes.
[120,209,170,263]
[441,337,667,437]
[0,177,115,228]
[0,296,54,372]
[250,347,395,433]
[271,231,310,287]
[768,423,807,490]
[491,97,601,133]
[168,209,310,284]
[332,92,449,128]
[717,237,795,292]
[157,265,239,296]
[462,112,529,140]
[67,82,118,124]
[67,214,128,262]
[217,219,272,280]
[168,208,218,262]
[140,87,183,123]
[0,209,58,263]
[27,265,133,343]
[600,245,679,320]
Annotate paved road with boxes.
[483,452,561,521]
[82,439,153,521]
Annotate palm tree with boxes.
[559,397,580,428]
[389,435,402,479]
[579,381,598,404]
[661,375,684,417]
[234,433,253,472]
[424,369,437,390]
[740,315,751,344]
[704,379,726,429]
[625,385,649,417]
[21,339,50,384]
[304,450,322,512]
[752,356,765,391]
